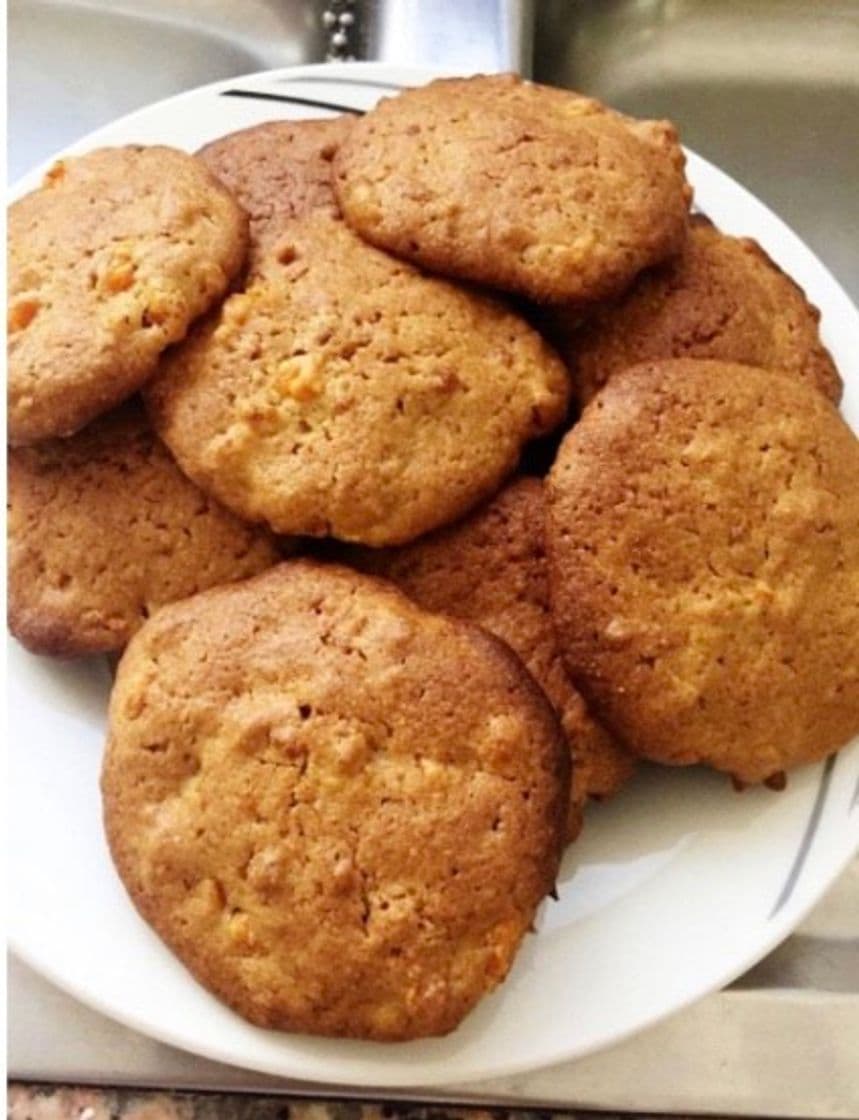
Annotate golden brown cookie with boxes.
[102,560,568,1040]
[333,73,692,304]
[559,217,841,403]
[8,402,280,656]
[197,117,350,274]
[546,359,859,785]
[8,146,248,445]
[344,477,634,840]
[146,213,570,546]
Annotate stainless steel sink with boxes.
[9,0,859,302]
[533,0,859,300]
[7,0,323,181]
[7,0,531,184]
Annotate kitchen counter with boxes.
[2,1085,727,1120]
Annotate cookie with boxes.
[197,117,350,274]
[8,402,280,656]
[560,217,842,403]
[146,213,570,546]
[546,359,859,784]
[333,73,692,304]
[102,560,568,1040]
[344,477,634,840]
[8,146,248,445]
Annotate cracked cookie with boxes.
[146,212,570,546]
[558,216,841,404]
[102,559,569,1040]
[343,476,635,841]
[8,401,280,656]
[7,145,248,445]
[546,358,859,784]
[333,73,692,304]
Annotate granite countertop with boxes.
[7,1089,662,1120]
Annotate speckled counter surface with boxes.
[6,1090,668,1120]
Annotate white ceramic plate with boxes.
[8,62,859,1089]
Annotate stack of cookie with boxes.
[7,73,859,1042]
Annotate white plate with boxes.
[8,62,859,1089]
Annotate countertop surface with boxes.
[0,1086,794,1120]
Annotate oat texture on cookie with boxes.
[8,402,280,656]
[102,560,569,1040]
[334,73,692,304]
[7,145,248,444]
[344,476,635,840]
[198,117,351,274]
[558,216,841,404]
[146,213,570,546]
[547,359,859,784]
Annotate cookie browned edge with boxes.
[102,559,570,1038]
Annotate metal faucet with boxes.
[319,0,533,73]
